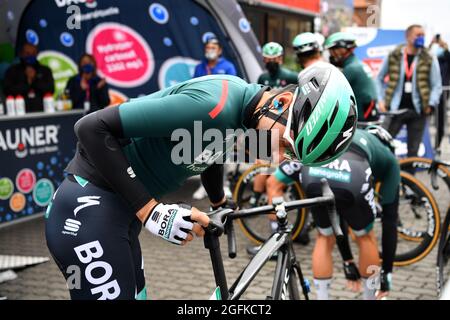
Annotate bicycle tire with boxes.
[233,163,307,244]
[437,206,450,297]
[377,172,441,266]
[399,157,450,226]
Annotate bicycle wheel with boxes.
[399,157,450,223]
[437,206,450,297]
[374,171,440,266]
[233,164,307,244]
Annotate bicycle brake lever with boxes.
[205,208,233,236]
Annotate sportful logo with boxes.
[151,210,161,222]
[62,196,101,236]
[127,167,136,178]
[64,219,81,232]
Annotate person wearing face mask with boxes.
[325,32,379,122]
[430,35,450,152]
[65,54,110,113]
[257,42,298,89]
[192,38,237,200]
[376,25,442,160]
[193,37,237,78]
[3,42,54,113]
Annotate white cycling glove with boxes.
[144,203,194,245]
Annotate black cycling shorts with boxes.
[300,149,377,236]
[45,175,146,300]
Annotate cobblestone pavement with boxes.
[0,129,449,300]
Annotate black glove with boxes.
[343,261,361,281]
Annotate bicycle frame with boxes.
[204,180,342,300]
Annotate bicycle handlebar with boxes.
[205,179,342,253]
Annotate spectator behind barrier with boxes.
[193,37,237,78]
[376,24,442,159]
[3,42,54,113]
[430,34,450,152]
[65,53,110,114]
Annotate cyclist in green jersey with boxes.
[45,63,357,300]
[268,127,400,300]
[249,32,324,245]
[325,32,379,122]
[257,42,299,88]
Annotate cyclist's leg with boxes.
[309,191,336,300]
[129,219,146,300]
[46,176,140,300]
[312,230,336,300]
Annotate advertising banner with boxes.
[0,112,82,224]
[16,0,251,100]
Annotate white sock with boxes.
[362,278,377,300]
[313,278,332,300]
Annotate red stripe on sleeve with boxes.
[208,80,229,119]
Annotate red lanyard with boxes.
[403,48,416,81]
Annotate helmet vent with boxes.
[310,78,320,90]
[308,122,328,154]
[329,101,339,126]
[297,138,304,159]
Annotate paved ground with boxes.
[0,176,444,300]
[0,119,449,300]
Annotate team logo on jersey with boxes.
[63,218,81,236]
[127,167,136,178]
[62,196,101,236]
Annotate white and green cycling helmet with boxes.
[262,42,284,58]
[284,62,358,166]
[292,32,321,54]
[324,32,357,50]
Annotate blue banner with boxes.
[16,0,246,102]
[0,112,83,224]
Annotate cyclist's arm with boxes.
[378,155,401,276]
[75,92,220,220]
[74,106,154,218]
[201,164,225,206]
[267,161,300,205]
[273,160,301,185]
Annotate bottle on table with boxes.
[63,89,73,110]
[15,95,26,115]
[6,96,16,116]
[43,93,55,113]
[0,97,4,116]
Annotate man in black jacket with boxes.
[431,35,450,151]
[3,43,54,113]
